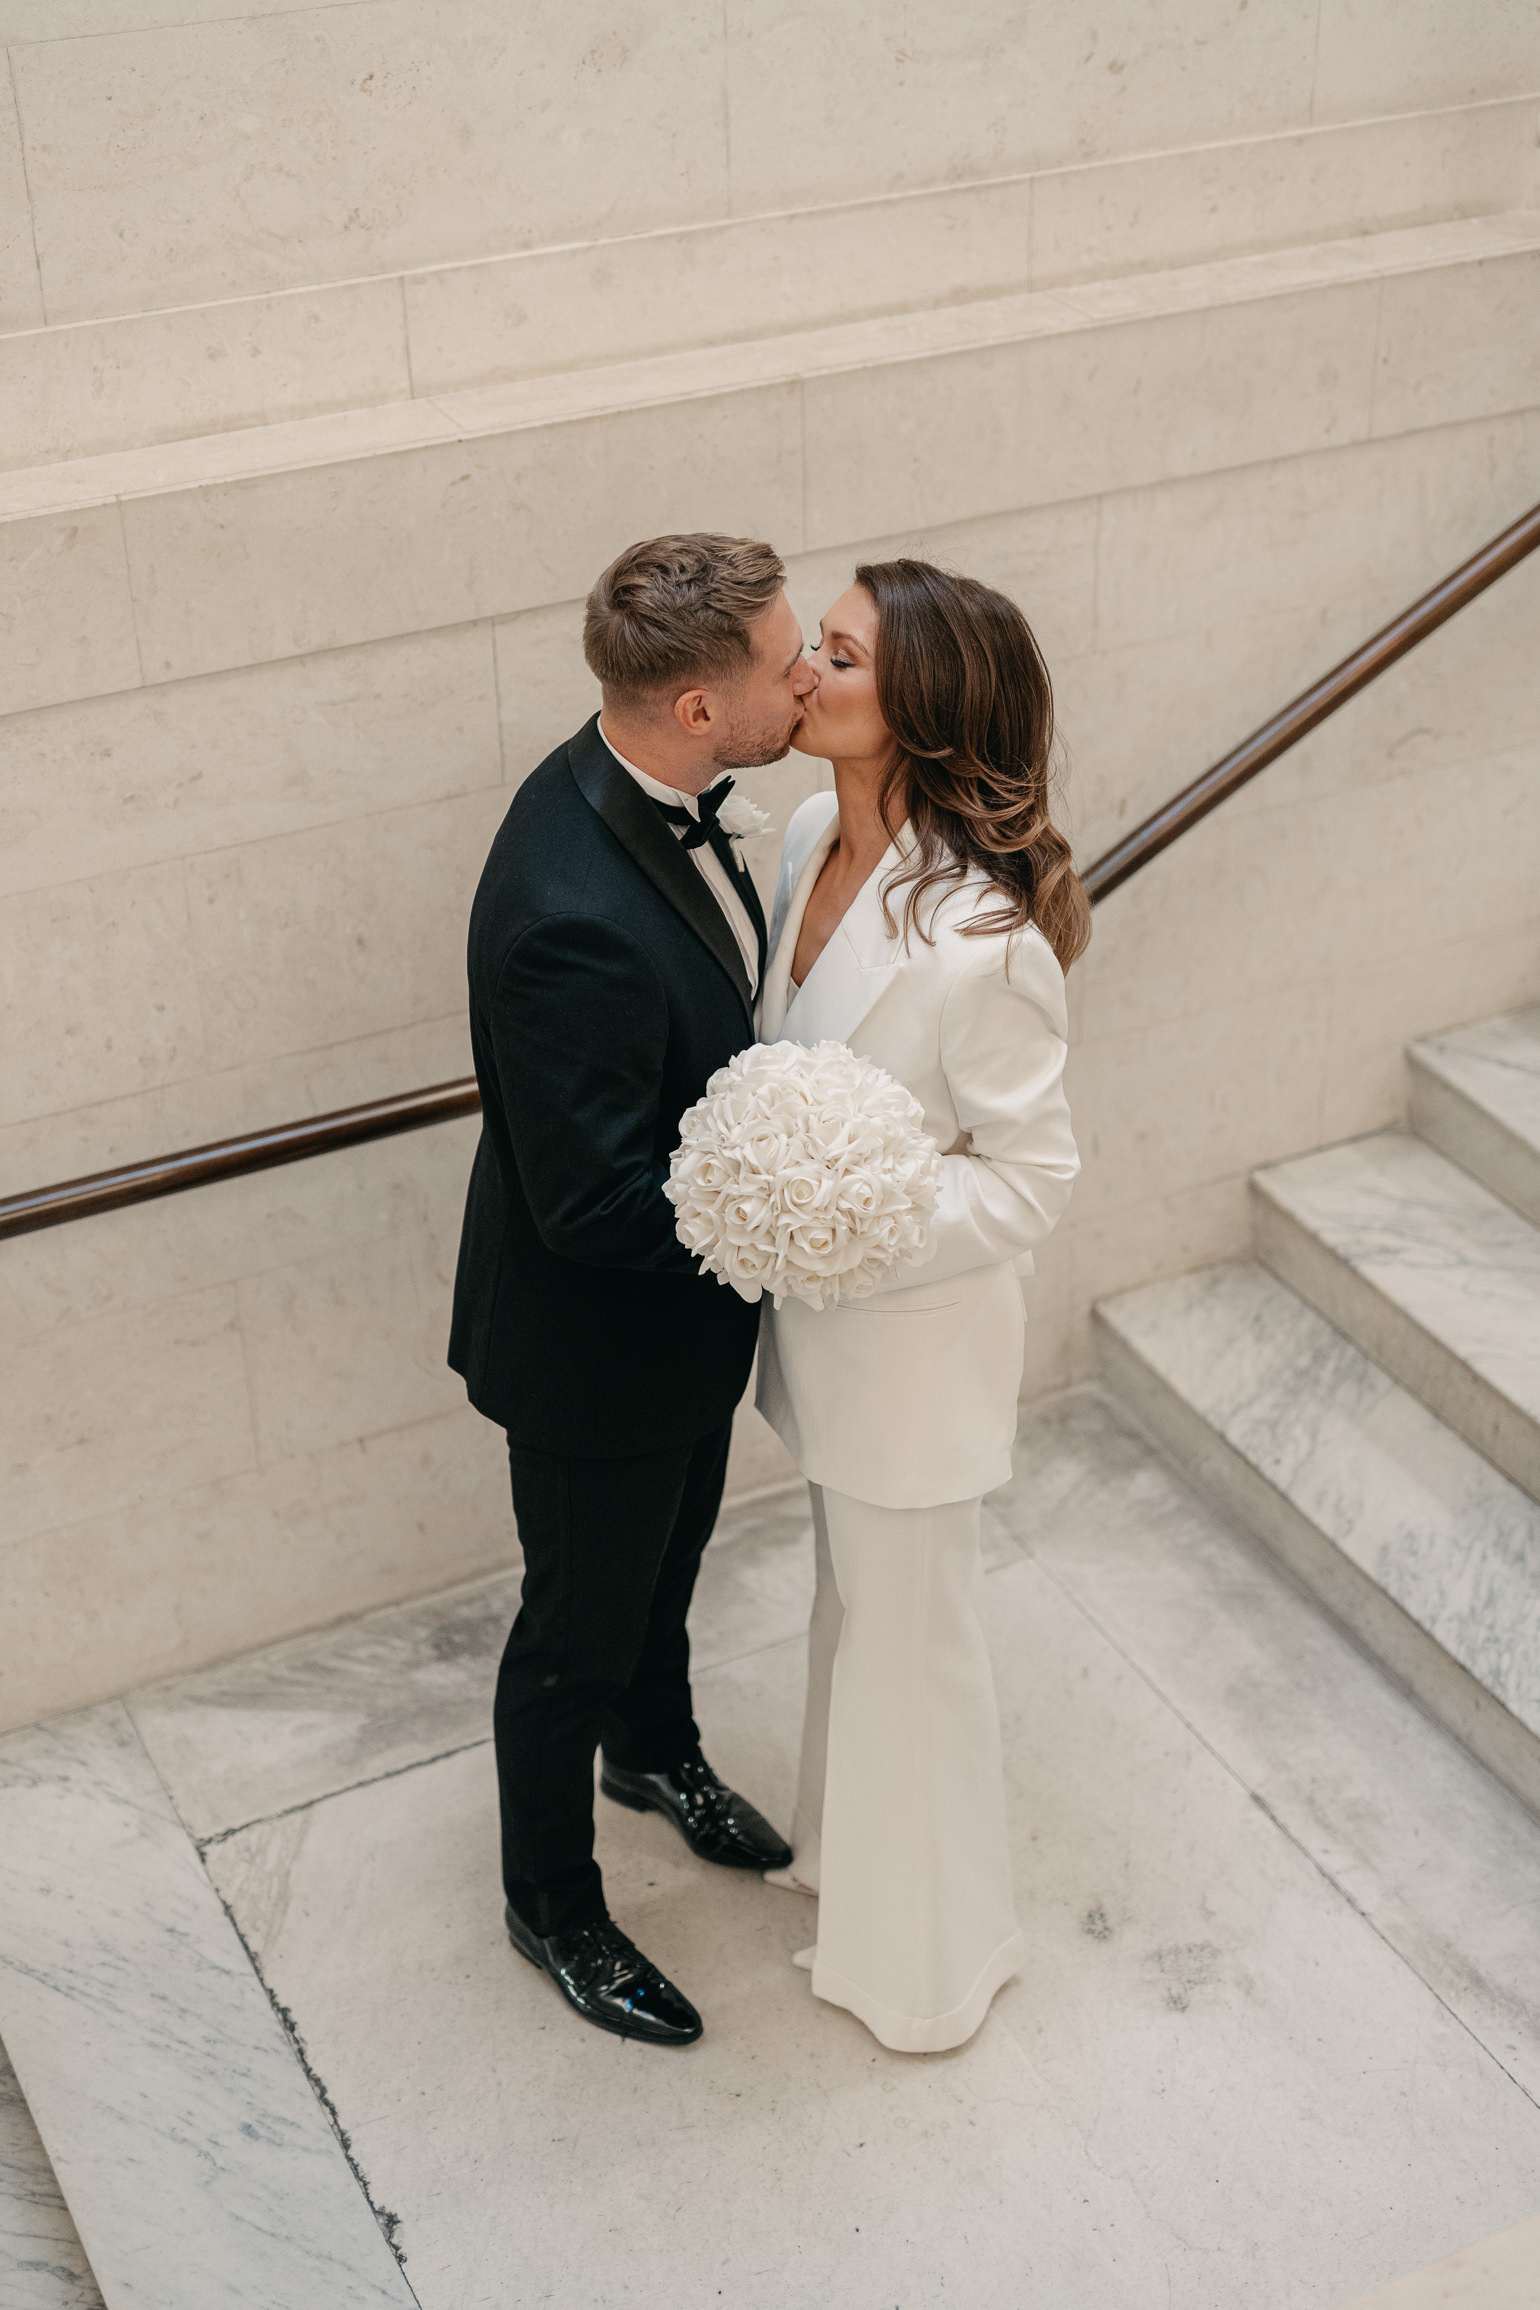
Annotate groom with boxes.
[449,534,814,2046]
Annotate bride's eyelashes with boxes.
[809,624,853,670]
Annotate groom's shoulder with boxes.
[470,728,605,934]
[484,731,600,871]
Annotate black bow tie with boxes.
[652,779,734,852]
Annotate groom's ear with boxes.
[672,686,718,737]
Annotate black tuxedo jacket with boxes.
[448,716,767,1457]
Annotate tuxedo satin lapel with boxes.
[567,717,754,1021]
[707,825,767,988]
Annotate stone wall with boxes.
[2,1,1538,1724]
[2,4,1537,465]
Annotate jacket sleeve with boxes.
[490,911,697,1275]
[871,929,1079,1295]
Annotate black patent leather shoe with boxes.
[504,1905,703,2046]
[600,1752,794,1872]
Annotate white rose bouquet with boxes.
[665,1040,943,1309]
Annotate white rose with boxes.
[788,1213,853,1262]
[732,1123,790,1177]
[722,1187,776,1244]
[720,1239,776,1302]
[716,792,774,840]
[835,1173,880,1219]
[778,1166,832,1217]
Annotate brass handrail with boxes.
[0,1080,482,1240]
[1081,497,1540,902]
[3,497,1537,1243]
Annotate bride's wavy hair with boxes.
[857,558,1091,972]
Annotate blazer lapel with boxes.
[567,717,754,1023]
[761,807,839,1039]
[767,815,914,1047]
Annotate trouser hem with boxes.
[809,1928,1025,2055]
[504,1879,610,1938]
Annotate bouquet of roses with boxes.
[665,1040,942,1309]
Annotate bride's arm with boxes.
[873,927,1079,1293]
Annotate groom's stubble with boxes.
[713,696,808,770]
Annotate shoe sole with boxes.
[505,1921,703,2048]
[599,1773,791,1872]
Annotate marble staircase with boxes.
[12,1389,1540,2307]
[1411,1006,1540,1228]
[1096,1003,1540,1817]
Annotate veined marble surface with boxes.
[128,1567,521,1845]
[21,1391,1540,2305]
[0,2036,102,2310]
[127,1478,1020,1849]
[996,1391,1540,2109]
[197,1456,1540,2310]
[1413,1007,1540,1161]
[1340,2209,1540,2308]
[1253,1129,1540,1498]
[1097,1258,1540,1736]
[0,1705,415,2310]
[128,1483,819,1844]
[1411,1006,1540,1231]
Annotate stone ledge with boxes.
[0,95,1534,475]
[4,209,1538,527]
[3,212,1537,718]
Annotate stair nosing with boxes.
[1249,1133,1540,1501]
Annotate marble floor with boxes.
[0,2039,103,2310]
[9,1387,1540,2308]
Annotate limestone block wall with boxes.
[0,4,1537,467]
[2,4,1539,1724]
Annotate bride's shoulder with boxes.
[783,787,838,859]
[925,881,1068,1016]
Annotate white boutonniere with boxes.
[716,792,773,841]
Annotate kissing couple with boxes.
[449,531,1086,2055]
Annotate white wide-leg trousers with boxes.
[770,1483,1024,2053]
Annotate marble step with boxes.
[1409,1006,1540,1231]
[1093,1259,1540,1818]
[1250,1131,1540,1504]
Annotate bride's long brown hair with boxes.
[856,558,1091,972]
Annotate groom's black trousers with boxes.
[494,1420,733,1936]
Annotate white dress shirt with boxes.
[597,721,760,995]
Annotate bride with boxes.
[756,557,1089,2053]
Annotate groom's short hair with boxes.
[583,533,785,706]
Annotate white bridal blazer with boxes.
[755,792,1079,1509]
